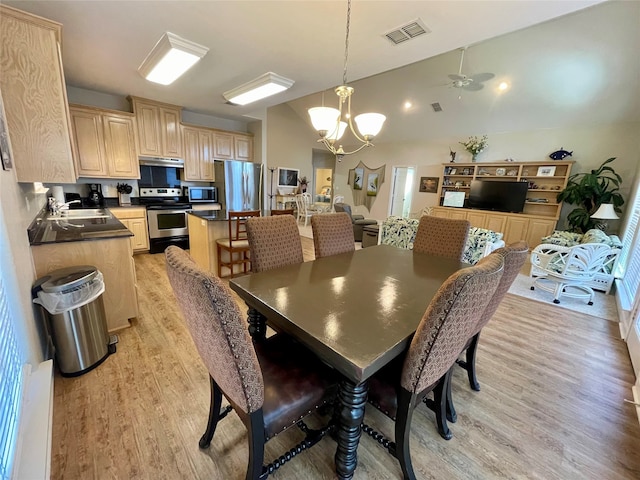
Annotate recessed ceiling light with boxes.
[404,101,412,109]
[138,32,209,85]
[223,72,295,105]
[498,82,509,91]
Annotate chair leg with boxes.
[217,244,223,278]
[199,376,223,449]
[466,333,481,391]
[395,387,417,480]
[444,367,457,423]
[432,372,452,440]
[246,410,266,480]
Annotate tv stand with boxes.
[435,160,574,246]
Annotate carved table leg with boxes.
[247,307,266,341]
[335,379,368,480]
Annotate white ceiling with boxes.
[4,0,639,143]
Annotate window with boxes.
[616,178,640,306]
[0,274,23,480]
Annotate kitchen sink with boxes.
[47,208,112,220]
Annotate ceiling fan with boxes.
[448,47,495,92]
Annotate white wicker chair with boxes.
[530,243,612,305]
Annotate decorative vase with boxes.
[471,153,478,163]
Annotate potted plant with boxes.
[556,157,624,233]
[116,182,133,206]
[298,176,308,193]
[459,135,488,162]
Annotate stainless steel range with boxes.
[140,188,191,254]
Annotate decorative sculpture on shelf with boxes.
[449,148,457,163]
[549,148,573,160]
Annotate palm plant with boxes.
[556,157,624,233]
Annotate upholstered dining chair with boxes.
[413,215,471,261]
[363,253,504,479]
[311,212,355,258]
[530,242,612,305]
[165,246,338,480]
[215,210,260,278]
[246,215,304,273]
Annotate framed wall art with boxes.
[537,166,556,177]
[419,177,439,193]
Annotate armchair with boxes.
[333,202,377,242]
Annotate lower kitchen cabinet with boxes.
[111,207,149,253]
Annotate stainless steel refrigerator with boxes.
[214,160,263,211]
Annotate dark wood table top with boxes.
[230,244,464,384]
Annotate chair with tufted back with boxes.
[165,246,337,480]
[246,215,304,273]
[363,253,504,479]
[311,212,355,258]
[413,215,471,261]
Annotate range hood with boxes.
[139,156,184,168]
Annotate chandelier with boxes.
[308,0,386,159]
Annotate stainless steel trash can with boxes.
[34,266,115,376]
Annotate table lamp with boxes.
[591,203,619,231]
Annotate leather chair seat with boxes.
[256,334,338,438]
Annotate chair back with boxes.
[246,215,304,272]
[271,209,294,216]
[562,243,612,279]
[413,215,470,260]
[311,212,355,258]
[165,246,264,414]
[333,203,353,221]
[473,241,529,335]
[401,253,504,395]
[227,210,260,246]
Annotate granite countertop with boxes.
[29,208,133,245]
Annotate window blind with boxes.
[617,180,640,305]
[0,275,23,480]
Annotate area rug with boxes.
[508,273,618,322]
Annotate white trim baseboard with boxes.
[11,360,53,480]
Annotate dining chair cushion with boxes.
[215,238,250,249]
[246,215,304,273]
[311,212,355,258]
[412,215,471,261]
[165,245,264,413]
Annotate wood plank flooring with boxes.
[50,237,640,479]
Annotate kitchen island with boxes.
[29,208,139,331]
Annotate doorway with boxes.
[389,166,415,218]
[312,149,335,209]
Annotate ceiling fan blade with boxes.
[448,74,466,81]
[470,72,495,83]
[463,82,484,91]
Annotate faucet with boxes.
[58,199,81,211]
[48,198,81,216]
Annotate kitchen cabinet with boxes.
[0,5,76,183]
[213,131,234,159]
[111,207,149,252]
[129,96,183,159]
[182,125,215,181]
[234,133,253,161]
[70,105,139,179]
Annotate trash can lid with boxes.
[40,265,99,293]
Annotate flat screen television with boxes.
[277,167,299,188]
[468,180,528,213]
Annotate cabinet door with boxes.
[69,108,108,177]
[430,207,450,219]
[485,214,507,234]
[526,218,556,248]
[160,106,182,158]
[199,130,215,181]
[134,101,161,156]
[103,114,139,178]
[213,132,234,159]
[0,7,76,183]
[182,127,201,181]
[234,134,253,161]
[466,211,487,228]
[450,210,468,221]
[504,217,529,244]
[128,218,150,251]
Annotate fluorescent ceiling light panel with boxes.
[223,72,294,105]
[138,32,208,85]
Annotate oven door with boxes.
[147,208,189,239]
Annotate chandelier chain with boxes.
[342,0,351,86]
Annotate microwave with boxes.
[188,186,218,203]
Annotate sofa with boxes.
[529,229,622,293]
[380,216,505,265]
[334,203,378,242]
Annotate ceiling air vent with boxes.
[384,19,430,45]
[431,103,442,112]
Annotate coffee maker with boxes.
[87,183,104,206]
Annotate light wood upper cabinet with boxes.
[182,125,215,181]
[70,105,139,179]
[234,134,253,161]
[0,5,76,183]
[213,131,234,159]
[129,96,182,158]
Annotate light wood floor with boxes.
[51,238,640,479]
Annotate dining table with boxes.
[230,244,465,479]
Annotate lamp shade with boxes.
[325,121,347,142]
[354,113,386,138]
[308,107,340,134]
[591,203,619,220]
